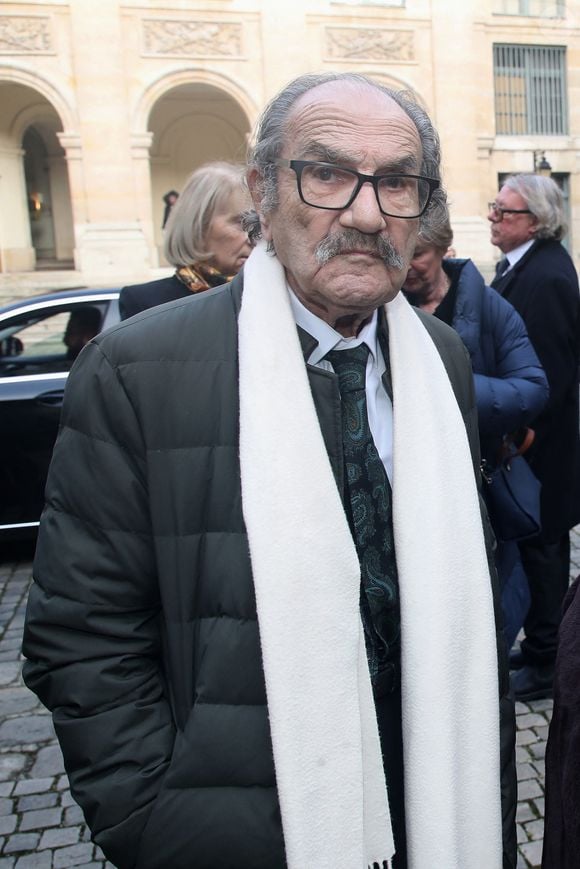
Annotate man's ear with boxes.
[528,215,540,239]
[247,167,273,242]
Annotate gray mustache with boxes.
[314,230,405,270]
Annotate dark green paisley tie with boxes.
[327,344,401,685]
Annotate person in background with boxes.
[120,162,252,319]
[489,174,580,701]
[403,204,549,650]
[22,72,516,869]
[63,306,102,361]
[161,189,179,229]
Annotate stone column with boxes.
[46,154,74,262]
[66,0,151,283]
[0,146,34,273]
[130,132,157,268]
[430,0,492,267]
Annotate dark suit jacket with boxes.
[492,239,580,539]
[543,575,580,868]
[119,275,192,320]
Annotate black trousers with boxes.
[375,688,407,869]
[519,531,571,666]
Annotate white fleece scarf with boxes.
[238,241,502,869]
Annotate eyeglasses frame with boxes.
[274,159,439,219]
[488,202,533,222]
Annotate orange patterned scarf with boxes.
[175,263,232,294]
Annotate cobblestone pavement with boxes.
[0,541,113,869]
[1,530,580,868]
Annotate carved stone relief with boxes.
[0,16,52,53]
[325,27,414,62]
[142,19,242,57]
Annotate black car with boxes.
[0,288,120,536]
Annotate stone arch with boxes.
[0,63,77,132]
[132,68,256,254]
[0,66,76,271]
[132,66,257,136]
[358,69,428,109]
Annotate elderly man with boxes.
[23,73,516,869]
[489,175,580,702]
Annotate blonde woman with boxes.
[120,162,252,319]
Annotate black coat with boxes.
[492,239,580,540]
[22,275,517,869]
[542,575,580,868]
[119,274,192,320]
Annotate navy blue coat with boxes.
[441,258,549,464]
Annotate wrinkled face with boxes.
[404,241,444,298]
[250,81,424,328]
[204,188,253,276]
[488,185,538,254]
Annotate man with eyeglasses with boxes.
[23,72,516,869]
[488,174,580,705]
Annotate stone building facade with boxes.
[0,0,578,285]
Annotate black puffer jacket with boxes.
[22,274,516,869]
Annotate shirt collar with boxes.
[287,284,379,365]
[506,238,535,268]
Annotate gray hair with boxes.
[164,161,248,267]
[417,199,454,253]
[245,72,445,243]
[503,173,567,241]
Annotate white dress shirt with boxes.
[504,238,535,272]
[288,287,394,483]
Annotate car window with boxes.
[0,301,108,377]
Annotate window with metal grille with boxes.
[494,0,564,16]
[494,45,568,135]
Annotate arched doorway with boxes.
[147,81,252,255]
[0,80,74,272]
[23,124,73,268]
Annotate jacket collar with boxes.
[492,238,542,293]
[297,306,393,398]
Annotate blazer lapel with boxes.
[491,240,540,296]
[377,307,393,400]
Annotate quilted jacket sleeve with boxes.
[472,288,549,438]
[22,342,175,869]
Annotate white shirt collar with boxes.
[505,238,535,268]
[287,285,380,365]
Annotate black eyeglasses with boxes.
[488,202,532,222]
[275,159,439,219]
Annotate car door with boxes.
[0,295,118,533]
